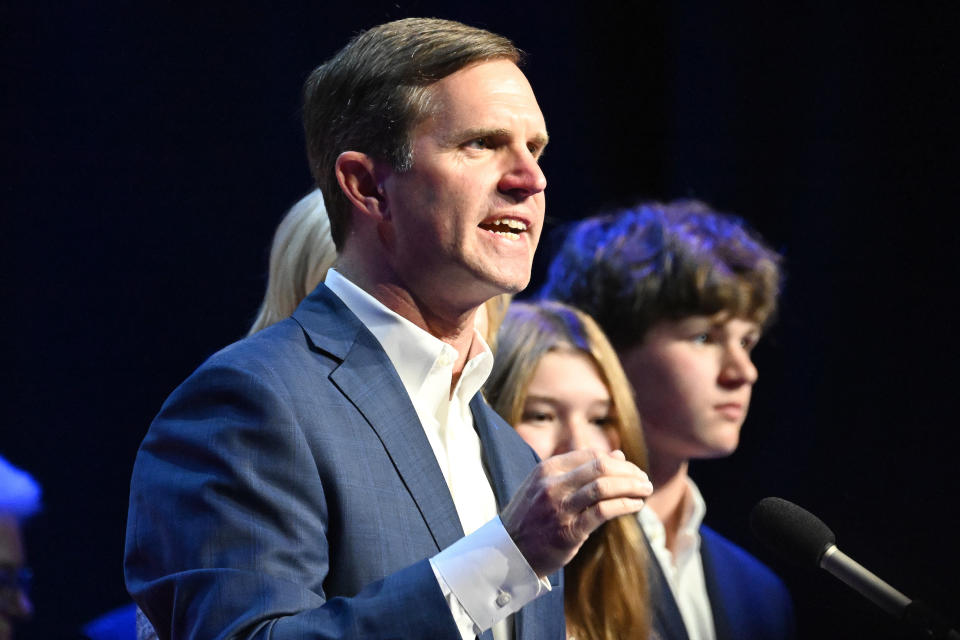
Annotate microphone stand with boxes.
[902,601,960,640]
[820,543,959,640]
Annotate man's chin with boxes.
[467,270,530,300]
[489,267,532,295]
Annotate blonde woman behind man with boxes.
[249,189,337,335]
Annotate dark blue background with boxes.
[3,2,958,637]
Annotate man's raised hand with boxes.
[500,449,653,578]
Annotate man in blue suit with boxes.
[124,18,653,640]
[541,201,796,640]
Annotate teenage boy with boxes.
[541,200,794,640]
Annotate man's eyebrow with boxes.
[449,127,550,149]
[453,127,511,142]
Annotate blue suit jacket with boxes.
[648,525,795,640]
[124,285,564,639]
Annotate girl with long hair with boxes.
[486,300,652,640]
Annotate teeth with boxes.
[484,218,528,231]
[481,218,528,240]
[498,218,527,231]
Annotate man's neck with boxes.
[646,456,691,554]
[335,262,481,392]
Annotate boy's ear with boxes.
[335,151,386,220]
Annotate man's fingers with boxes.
[540,448,636,475]
[575,497,648,537]
[552,450,652,536]
[562,475,653,514]
[502,449,653,578]
[552,450,650,496]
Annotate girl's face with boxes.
[514,350,619,460]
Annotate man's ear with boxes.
[335,151,386,220]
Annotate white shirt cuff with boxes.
[430,516,550,633]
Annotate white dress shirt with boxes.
[638,478,716,640]
[325,270,546,640]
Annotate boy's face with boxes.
[620,314,760,465]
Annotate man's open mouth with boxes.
[479,218,528,239]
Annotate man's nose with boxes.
[498,147,547,200]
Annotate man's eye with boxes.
[465,137,489,149]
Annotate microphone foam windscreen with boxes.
[750,497,837,568]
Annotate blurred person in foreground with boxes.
[124,17,651,640]
[0,456,40,640]
[485,300,652,640]
[541,200,794,640]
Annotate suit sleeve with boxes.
[124,357,462,639]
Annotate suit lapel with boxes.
[471,396,566,640]
[470,395,527,510]
[643,530,691,640]
[294,286,465,552]
[700,529,733,640]
[296,288,565,639]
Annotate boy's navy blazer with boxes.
[124,284,564,639]
[647,525,796,640]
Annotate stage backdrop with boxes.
[3,2,958,638]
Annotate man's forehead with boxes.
[425,60,545,123]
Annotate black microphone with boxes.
[750,497,959,640]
